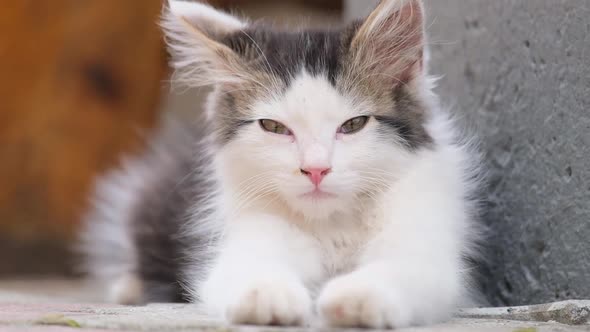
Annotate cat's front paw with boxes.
[226,279,311,326]
[317,275,406,329]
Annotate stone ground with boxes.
[0,280,589,332]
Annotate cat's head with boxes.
[163,0,434,220]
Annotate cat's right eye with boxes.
[259,119,292,135]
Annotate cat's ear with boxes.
[162,1,250,87]
[349,0,425,85]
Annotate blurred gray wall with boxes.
[347,1,590,306]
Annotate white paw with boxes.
[317,275,405,329]
[226,279,311,326]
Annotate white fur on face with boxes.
[219,71,411,220]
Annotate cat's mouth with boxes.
[299,189,337,200]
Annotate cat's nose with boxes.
[300,167,331,186]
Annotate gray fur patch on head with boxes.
[373,85,433,149]
[213,92,256,145]
[220,24,357,85]
[209,17,431,150]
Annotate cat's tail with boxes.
[77,113,203,304]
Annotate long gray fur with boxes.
[79,115,211,303]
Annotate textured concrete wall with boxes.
[345,0,590,306]
[423,1,590,305]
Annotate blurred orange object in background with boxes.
[0,1,167,275]
[0,0,341,276]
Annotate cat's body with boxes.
[81,0,483,328]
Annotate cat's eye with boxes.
[259,119,292,135]
[338,116,369,134]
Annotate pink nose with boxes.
[300,167,331,186]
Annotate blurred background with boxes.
[0,0,342,300]
[0,0,588,307]
[0,0,341,276]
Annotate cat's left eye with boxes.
[338,116,369,134]
[259,119,292,135]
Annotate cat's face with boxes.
[164,0,431,219]
[221,71,406,218]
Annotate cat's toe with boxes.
[317,276,404,329]
[226,280,311,326]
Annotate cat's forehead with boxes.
[253,71,355,122]
[221,25,354,85]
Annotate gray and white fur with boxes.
[81,0,484,328]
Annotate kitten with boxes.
[81,0,483,328]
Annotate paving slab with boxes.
[0,291,588,332]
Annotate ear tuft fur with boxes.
[168,1,247,34]
[161,1,250,87]
[350,0,425,85]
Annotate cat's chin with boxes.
[280,190,353,221]
[299,189,337,200]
